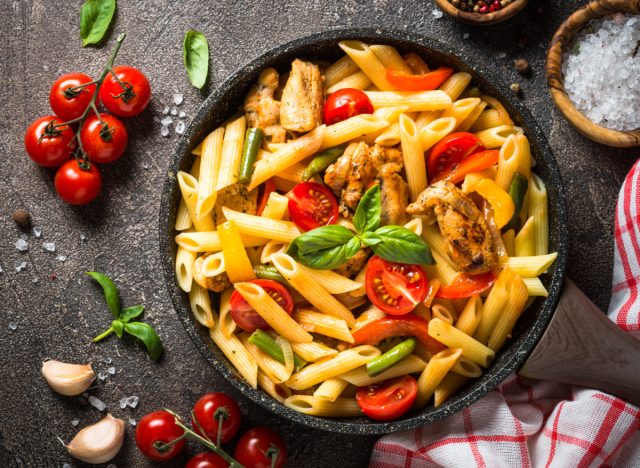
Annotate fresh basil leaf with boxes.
[80,0,116,47]
[289,225,355,255]
[120,305,144,323]
[183,30,209,89]
[291,236,362,270]
[361,231,382,247]
[86,272,121,319]
[112,319,124,338]
[372,225,434,265]
[353,184,381,234]
[124,322,162,361]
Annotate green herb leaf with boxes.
[124,322,162,361]
[86,272,121,319]
[353,184,381,234]
[288,226,361,270]
[120,305,145,323]
[372,225,434,265]
[112,319,124,338]
[79,0,116,47]
[183,30,209,89]
[361,231,382,247]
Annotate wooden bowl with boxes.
[546,0,640,147]
[433,0,528,25]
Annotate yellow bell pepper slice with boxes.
[464,178,515,229]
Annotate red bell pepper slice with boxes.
[256,178,277,216]
[435,271,496,299]
[352,314,445,354]
[386,67,454,91]
[433,150,500,185]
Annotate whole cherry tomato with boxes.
[365,256,429,315]
[54,160,102,205]
[192,392,242,444]
[135,410,185,461]
[234,428,287,468]
[356,375,418,421]
[49,73,96,121]
[323,88,374,124]
[186,452,229,468]
[80,113,128,163]
[24,116,75,167]
[229,279,293,332]
[99,65,151,117]
[427,132,485,182]
[288,182,339,232]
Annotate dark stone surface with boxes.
[0,1,636,467]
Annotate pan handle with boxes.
[518,278,640,405]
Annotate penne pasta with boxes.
[434,373,469,408]
[523,277,548,297]
[399,114,428,201]
[284,395,362,417]
[321,114,389,150]
[326,71,372,94]
[441,97,481,128]
[431,303,455,324]
[177,171,216,232]
[365,90,452,112]
[340,355,427,386]
[474,125,524,149]
[222,208,301,243]
[260,240,288,264]
[175,198,193,231]
[457,100,488,132]
[218,288,236,338]
[313,378,350,401]
[370,44,413,74]
[257,371,292,403]
[175,245,196,293]
[414,348,463,408]
[338,40,395,91]
[189,282,215,328]
[290,340,338,362]
[440,72,472,100]
[495,134,532,191]
[451,356,483,378]
[175,230,267,253]
[429,318,495,367]
[300,265,362,294]
[474,266,515,344]
[216,115,247,190]
[515,216,536,257]
[503,252,558,277]
[470,108,504,132]
[488,273,528,351]
[196,127,224,219]
[373,105,410,124]
[375,122,401,146]
[419,117,457,153]
[456,295,483,336]
[293,309,354,343]
[324,55,360,89]
[529,173,549,256]
[260,192,290,220]
[502,229,516,257]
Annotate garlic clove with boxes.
[41,360,96,396]
[67,413,125,464]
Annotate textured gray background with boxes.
[1,0,637,467]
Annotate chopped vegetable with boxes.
[435,271,496,299]
[301,147,345,181]
[238,127,264,184]
[248,330,306,371]
[256,178,277,215]
[352,314,444,354]
[504,172,529,232]
[253,264,288,285]
[436,149,499,185]
[385,67,454,91]
[366,338,416,376]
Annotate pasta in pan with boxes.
[172,41,557,421]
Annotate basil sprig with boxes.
[288,185,434,269]
[80,0,116,47]
[87,272,162,361]
[183,30,209,89]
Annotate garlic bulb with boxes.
[41,360,95,396]
[67,414,125,464]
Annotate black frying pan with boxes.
[159,29,567,435]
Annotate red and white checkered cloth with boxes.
[370,159,640,468]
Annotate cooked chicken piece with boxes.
[206,272,231,293]
[280,59,324,133]
[334,248,370,278]
[244,68,286,143]
[212,183,258,225]
[324,143,409,225]
[407,181,497,274]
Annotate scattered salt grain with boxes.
[103,357,112,364]
[98,371,107,380]
[128,418,137,426]
[8,322,17,331]
[71,419,80,426]
[178,111,186,118]
[160,116,173,126]
[175,121,186,135]
[107,366,116,375]
[56,255,66,262]
[142,162,149,170]
[162,106,170,114]
[0,265,3,274]
[563,14,640,131]
[463,33,470,40]
[173,93,184,105]
[32,277,39,284]
[161,125,170,138]
[88,395,106,411]
[43,242,56,252]
[126,395,139,408]
[80,233,87,241]
[63,464,71,468]
[15,239,28,251]
[119,397,128,409]
[432,8,443,19]
[497,52,507,59]
[170,108,178,116]
[15,261,27,272]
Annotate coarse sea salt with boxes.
[173,93,184,105]
[43,242,56,252]
[563,14,640,131]
[88,395,106,411]
[15,239,28,251]
[175,121,186,135]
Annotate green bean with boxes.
[301,147,345,181]
[238,128,264,184]
[504,172,529,232]
[366,338,416,377]
[248,329,306,371]
[253,265,290,286]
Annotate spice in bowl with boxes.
[562,13,640,131]
[448,0,513,13]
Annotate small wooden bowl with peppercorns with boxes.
[434,0,529,25]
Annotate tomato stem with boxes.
[92,326,114,342]
[267,444,280,468]
[214,407,229,448]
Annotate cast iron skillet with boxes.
[159,28,567,435]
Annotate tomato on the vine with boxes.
[192,392,242,444]
[99,65,151,117]
[229,279,293,332]
[80,113,128,163]
[49,73,96,121]
[288,182,339,231]
[323,88,374,124]
[356,375,418,421]
[136,410,185,461]
[234,427,287,468]
[365,256,428,315]
[24,116,75,167]
[186,452,229,468]
[54,159,101,205]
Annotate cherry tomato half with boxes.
[99,65,151,117]
[230,279,294,332]
[365,256,428,315]
[80,113,128,164]
[186,452,229,468]
[356,375,418,421]
[135,410,185,462]
[24,116,75,167]
[234,428,287,468]
[288,182,339,231]
[54,160,102,205]
[192,392,241,444]
[427,132,485,182]
[49,73,96,121]
[323,88,374,125]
